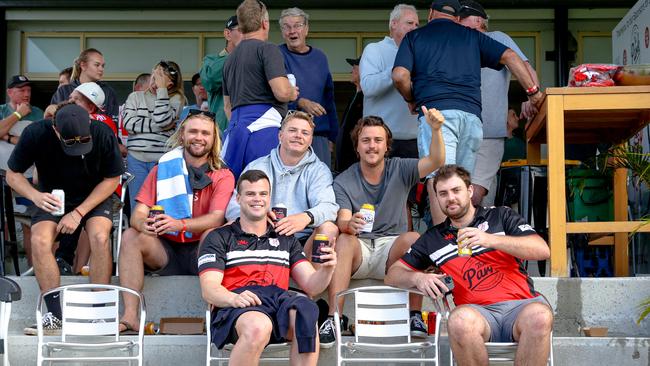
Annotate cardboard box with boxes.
[159,317,205,335]
[582,327,609,337]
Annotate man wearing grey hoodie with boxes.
[225,110,339,256]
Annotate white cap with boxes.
[74,82,105,111]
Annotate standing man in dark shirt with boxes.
[392,0,544,226]
[221,0,299,180]
[7,103,123,334]
[386,165,553,366]
[336,57,363,173]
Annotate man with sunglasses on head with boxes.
[6,102,123,335]
[200,15,243,134]
[279,7,338,169]
[221,0,299,180]
[117,110,234,333]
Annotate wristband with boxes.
[74,208,84,218]
[526,85,540,96]
[12,111,22,120]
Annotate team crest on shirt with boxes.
[518,224,534,232]
[269,238,280,247]
[478,221,489,232]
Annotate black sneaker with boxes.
[56,257,73,276]
[318,317,336,348]
[24,312,62,336]
[410,312,427,338]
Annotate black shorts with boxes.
[150,238,199,276]
[31,196,113,230]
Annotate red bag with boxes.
[568,64,621,87]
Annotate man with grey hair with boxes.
[279,7,338,168]
[360,4,420,159]
[458,0,540,206]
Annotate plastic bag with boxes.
[568,64,621,87]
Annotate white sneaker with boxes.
[24,312,62,336]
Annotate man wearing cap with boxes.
[392,0,544,225]
[179,73,209,123]
[336,57,363,172]
[279,7,338,168]
[458,0,540,206]
[221,0,298,180]
[200,15,243,133]
[361,4,420,159]
[6,102,123,334]
[0,75,44,167]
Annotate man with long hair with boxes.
[118,111,235,332]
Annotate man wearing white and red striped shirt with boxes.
[198,169,336,366]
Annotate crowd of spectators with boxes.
[1,0,553,365]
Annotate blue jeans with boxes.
[126,153,158,210]
[418,109,482,176]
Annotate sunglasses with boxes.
[61,135,92,146]
[158,60,178,76]
[188,109,215,119]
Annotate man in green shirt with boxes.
[200,15,243,133]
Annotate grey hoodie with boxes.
[225,146,338,229]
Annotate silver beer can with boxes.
[51,189,65,216]
[287,74,296,87]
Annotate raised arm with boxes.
[417,106,445,178]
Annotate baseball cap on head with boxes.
[458,0,488,19]
[225,15,238,29]
[54,104,93,156]
[346,58,360,66]
[431,0,461,16]
[7,75,31,89]
[74,82,105,110]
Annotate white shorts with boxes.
[351,236,398,280]
[472,138,505,191]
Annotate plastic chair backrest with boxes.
[61,287,120,342]
[354,288,410,343]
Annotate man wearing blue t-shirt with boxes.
[392,0,544,225]
[279,7,338,168]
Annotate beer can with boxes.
[80,265,90,276]
[359,203,375,233]
[457,239,472,257]
[287,74,296,87]
[51,189,65,216]
[311,234,330,263]
[271,203,287,222]
[427,311,437,335]
[145,322,159,335]
[148,205,165,219]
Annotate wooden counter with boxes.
[525,86,650,277]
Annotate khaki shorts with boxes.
[351,236,398,280]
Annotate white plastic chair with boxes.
[334,286,444,366]
[37,284,145,366]
[0,277,21,366]
[205,307,290,365]
[115,172,134,276]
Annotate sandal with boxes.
[119,320,138,335]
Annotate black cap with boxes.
[431,0,461,16]
[225,15,238,29]
[7,75,31,89]
[346,58,360,66]
[458,0,488,19]
[54,104,93,156]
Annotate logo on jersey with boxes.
[237,239,248,246]
[198,253,216,267]
[269,238,280,247]
[478,221,489,232]
[518,224,534,232]
[461,256,504,292]
[444,233,455,241]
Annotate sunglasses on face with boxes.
[61,135,92,146]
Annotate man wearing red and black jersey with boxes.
[386,164,553,366]
[199,170,336,366]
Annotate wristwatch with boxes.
[304,211,314,226]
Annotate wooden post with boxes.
[613,165,629,276]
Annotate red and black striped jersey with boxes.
[198,219,307,291]
[401,206,540,306]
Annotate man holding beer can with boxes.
[319,107,445,347]
[225,110,339,263]
[117,110,234,333]
[386,165,553,366]
[7,103,123,334]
